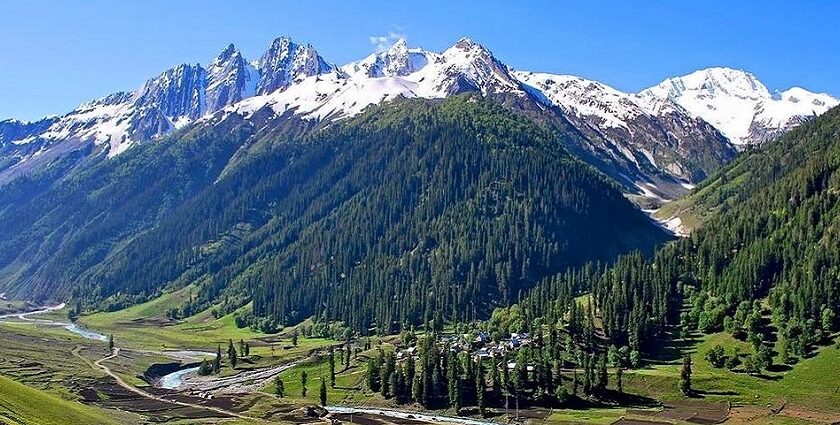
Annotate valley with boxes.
[1,6,840,424]
[2,292,838,425]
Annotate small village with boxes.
[396,331,534,367]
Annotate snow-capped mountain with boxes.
[229,37,527,123]
[638,67,839,146]
[0,39,330,165]
[516,71,735,194]
[1,36,835,199]
[341,38,431,78]
[255,37,336,95]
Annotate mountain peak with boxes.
[390,37,408,51]
[206,43,257,112]
[649,66,770,101]
[454,37,478,49]
[217,43,238,60]
[134,62,206,120]
[639,67,839,145]
[341,37,430,78]
[255,36,333,95]
[436,37,520,95]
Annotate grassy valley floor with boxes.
[1,290,839,425]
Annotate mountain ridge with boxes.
[0,36,835,200]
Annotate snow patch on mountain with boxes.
[514,71,643,129]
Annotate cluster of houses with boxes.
[395,331,533,367]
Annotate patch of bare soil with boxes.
[655,400,729,424]
[628,400,728,425]
[123,316,179,327]
[79,377,227,421]
[775,405,840,424]
[728,403,840,425]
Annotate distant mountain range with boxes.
[0,36,836,199]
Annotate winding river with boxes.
[1,303,201,388]
[3,304,504,425]
[0,303,108,341]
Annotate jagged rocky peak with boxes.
[255,36,335,95]
[206,43,257,112]
[134,63,207,120]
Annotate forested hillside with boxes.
[0,115,261,299]
[0,96,669,333]
[516,105,840,361]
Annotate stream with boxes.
[0,303,108,341]
[1,302,205,389]
[326,406,500,425]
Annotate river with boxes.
[2,303,507,424]
[158,366,201,390]
[326,405,501,425]
[0,303,108,341]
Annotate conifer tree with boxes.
[301,370,308,397]
[227,339,238,369]
[213,344,221,373]
[329,347,336,387]
[680,355,692,395]
[275,377,285,397]
[476,360,485,416]
[319,377,327,406]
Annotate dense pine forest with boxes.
[87,97,668,333]
[0,96,668,334]
[515,105,840,365]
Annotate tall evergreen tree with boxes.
[319,377,327,406]
[227,339,238,369]
[680,355,692,395]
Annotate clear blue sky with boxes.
[2,0,839,121]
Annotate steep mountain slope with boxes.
[516,71,736,197]
[638,67,839,146]
[0,115,259,300]
[0,97,670,333]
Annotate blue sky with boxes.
[2,0,839,121]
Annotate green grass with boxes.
[81,285,196,327]
[624,331,840,416]
[0,299,30,315]
[81,297,271,351]
[265,351,369,405]
[0,374,124,425]
[264,341,396,407]
[76,292,337,394]
[544,407,628,425]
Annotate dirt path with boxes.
[73,345,267,423]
